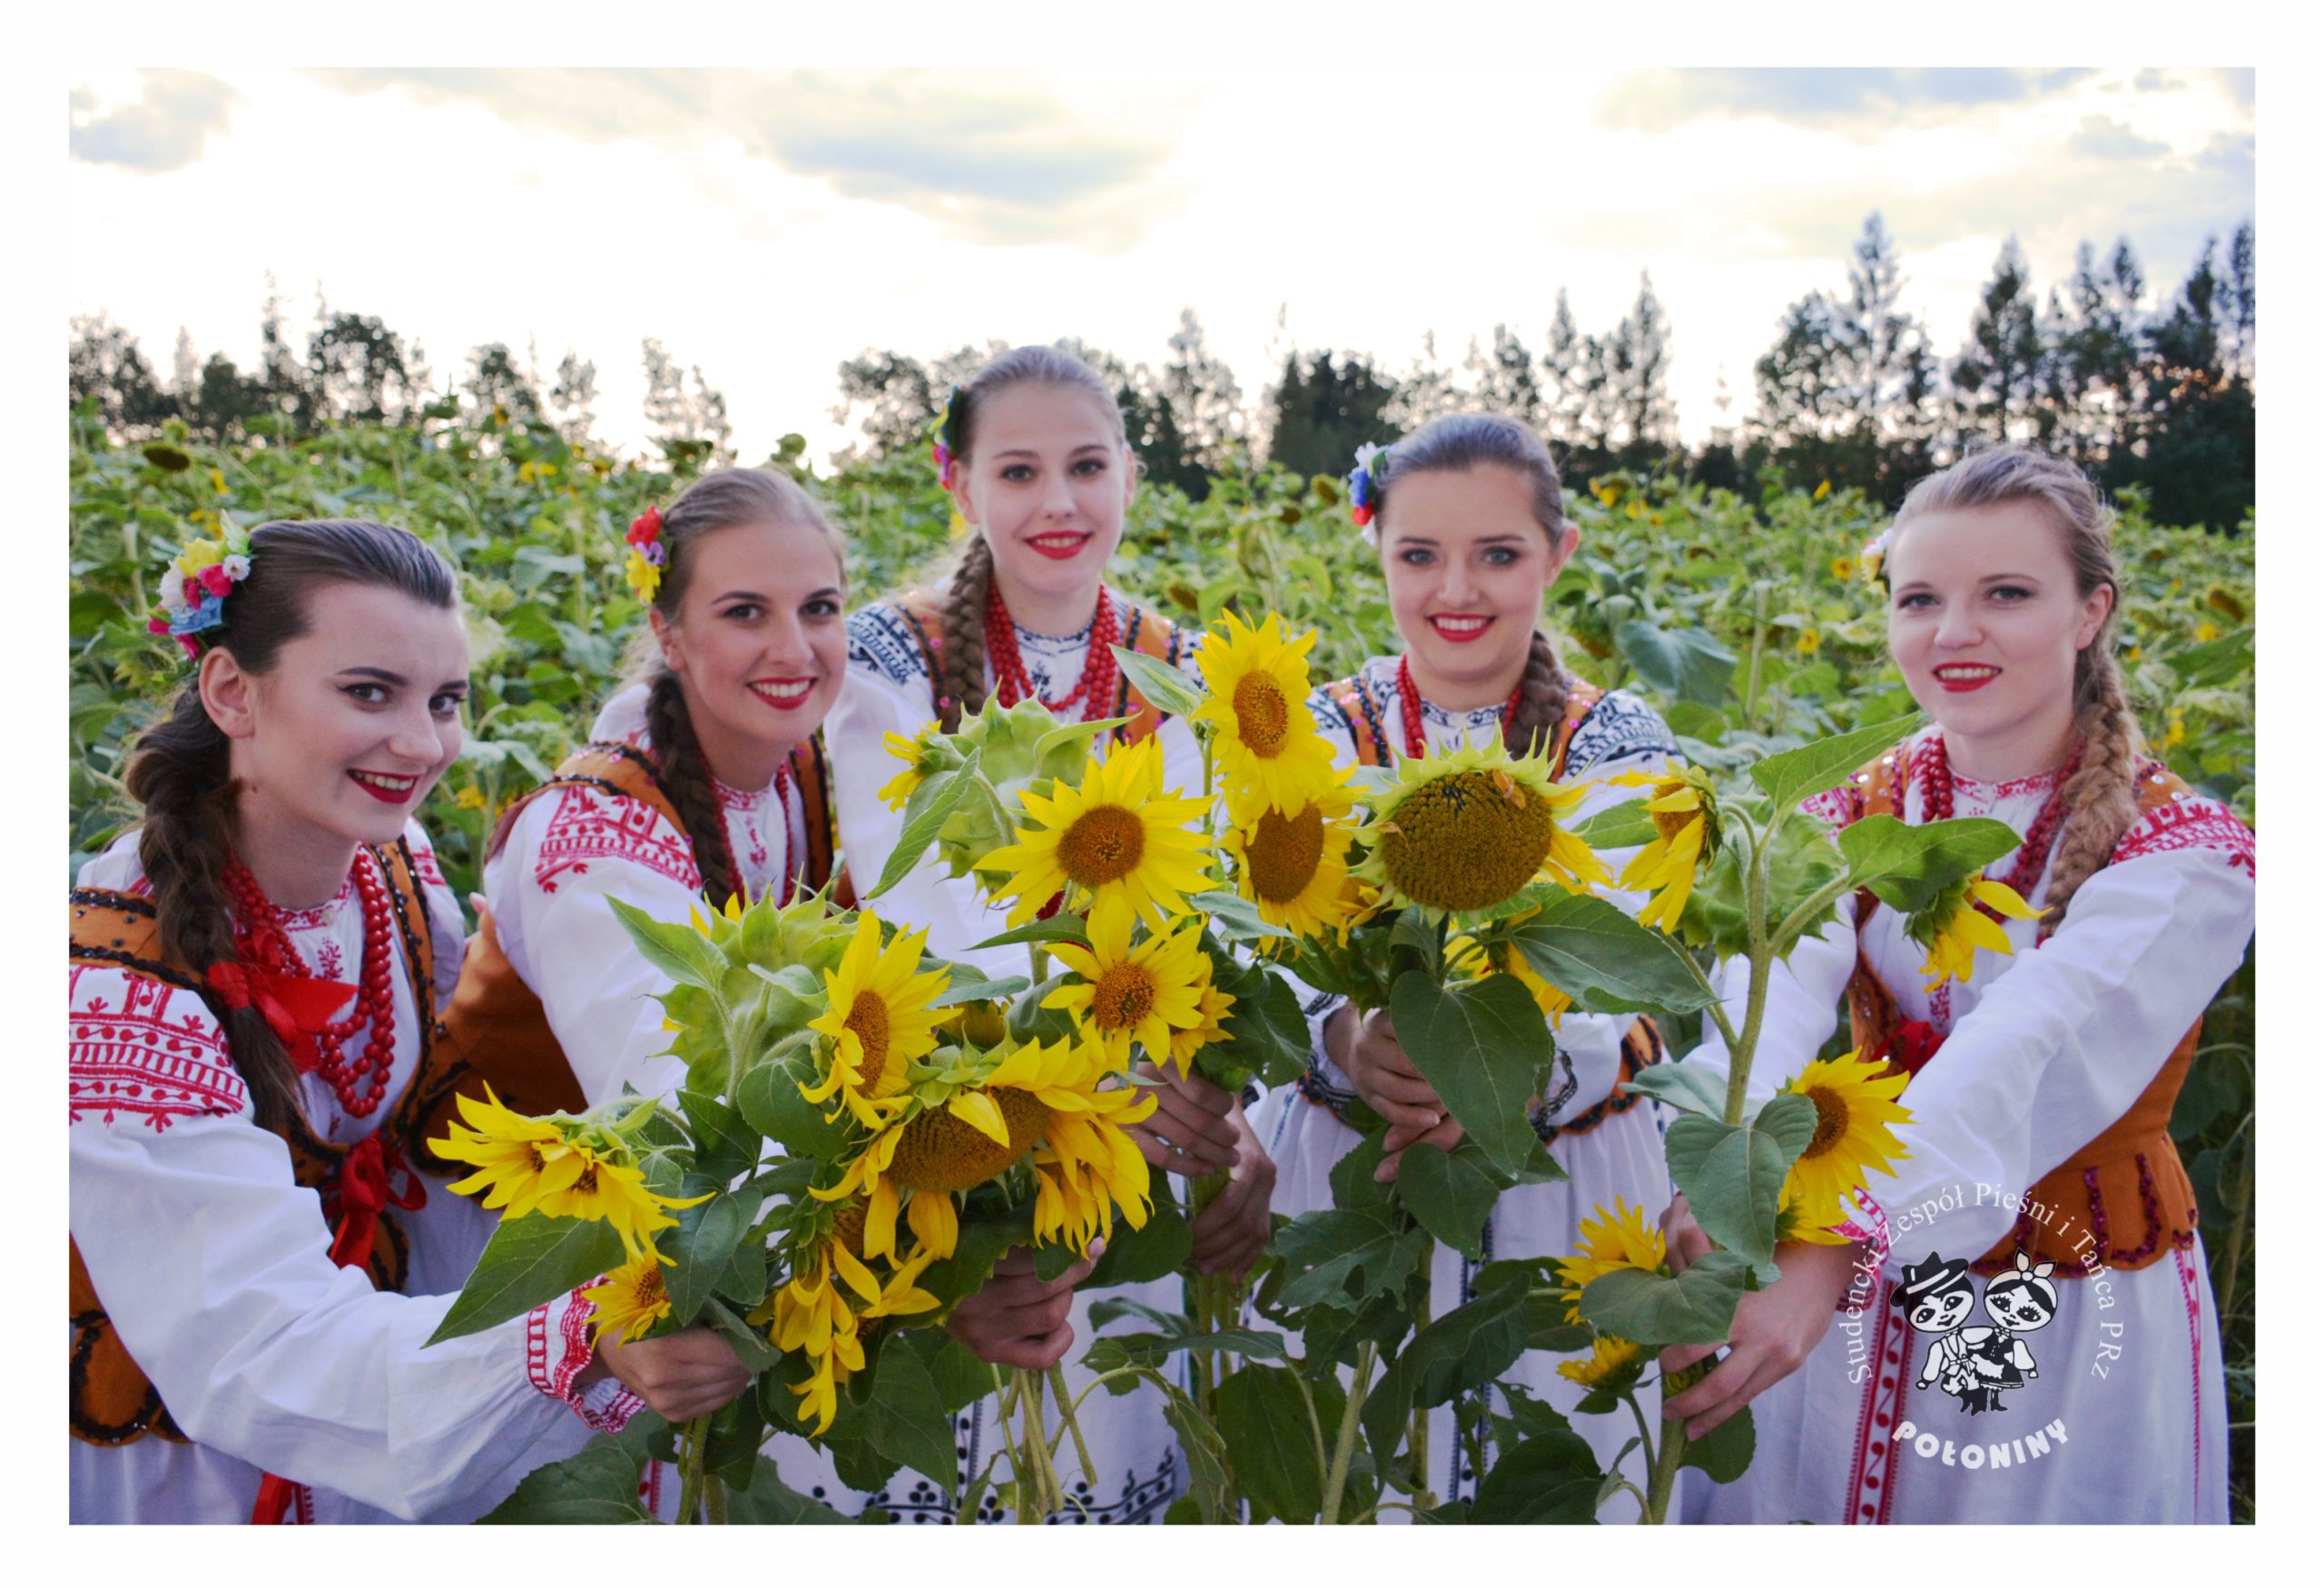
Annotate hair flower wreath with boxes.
[1346,440,1389,529]
[147,522,255,660]
[1859,523,1896,585]
[624,504,667,602]
[929,384,970,489]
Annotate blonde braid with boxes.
[937,535,994,733]
[2040,647,2143,938]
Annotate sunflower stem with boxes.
[1319,1338,1377,1524]
[1742,582,1770,734]
[1644,1410,1689,1524]
[675,1413,709,1524]
[1725,829,1776,1127]
[704,1473,728,1525]
[1623,1387,1659,1476]
[1047,1363,1097,1481]
[1406,1257,1434,1510]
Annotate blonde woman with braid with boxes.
[820,343,1274,1522]
[1663,447,2252,1524]
[1246,412,1687,1513]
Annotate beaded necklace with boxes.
[1919,733,2082,922]
[1394,656,1526,761]
[223,849,398,1117]
[985,580,1121,721]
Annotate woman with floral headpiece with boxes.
[1245,412,1695,1513]
[816,344,1275,1521]
[1663,447,2252,1524]
[70,518,750,1523]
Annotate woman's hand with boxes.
[941,1244,1100,1371]
[1326,1006,1462,1181]
[1658,1234,1868,1440]
[1122,1061,1239,1179]
[586,1327,752,1424]
[1189,1100,1276,1278]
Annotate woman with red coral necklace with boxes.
[1664,448,2253,1524]
[822,344,1269,1523]
[69,519,747,1523]
[1246,412,1688,1514]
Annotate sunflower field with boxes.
[66,399,2258,1521]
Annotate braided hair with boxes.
[622,468,844,907]
[1889,447,2141,940]
[932,344,1130,733]
[1366,413,1576,756]
[121,519,458,1134]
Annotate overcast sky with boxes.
[66,64,2255,464]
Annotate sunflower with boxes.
[1354,740,1608,926]
[1776,1052,1912,1238]
[801,912,953,1129]
[1191,610,1341,823]
[1222,768,1364,942]
[427,1084,575,1218]
[812,1035,1155,1262]
[529,1148,708,1262]
[1907,875,2044,991]
[1167,971,1237,1073]
[763,1233,941,1435]
[978,736,1214,935]
[1447,930,1571,1021]
[1556,1334,1644,1392]
[877,728,938,811]
[580,1250,672,1347]
[1609,762,1719,934]
[1551,1198,1667,1323]
[1046,910,1209,1068]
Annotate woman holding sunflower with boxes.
[1665,448,2253,1524]
[813,343,1275,1521]
[1244,412,1689,1511]
[70,519,746,1524]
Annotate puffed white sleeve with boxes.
[1857,843,2255,1259]
[68,969,632,1521]
[482,788,697,1108]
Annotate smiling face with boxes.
[1885,501,2113,780]
[949,381,1133,628]
[1908,1287,1976,1334]
[1984,1283,2057,1333]
[1378,463,1578,710]
[651,516,847,789]
[210,581,469,860]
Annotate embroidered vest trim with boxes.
[1837,741,2201,1276]
[67,840,454,1447]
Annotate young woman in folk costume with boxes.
[462,466,1111,1513]
[69,520,747,1524]
[816,344,1275,1521]
[1665,448,2253,1524]
[1246,413,1686,1514]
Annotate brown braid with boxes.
[643,670,741,909]
[1889,445,2144,940]
[936,534,996,732]
[117,518,459,1136]
[1506,626,1575,758]
[124,690,302,1133]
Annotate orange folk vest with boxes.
[887,587,1195,746]
[433,734,846,1121]
[68,837,467,1448]
[1839,743,2202,1277]
[1317,673,1662,1139]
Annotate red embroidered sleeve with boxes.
[527,784,701,894]
[526,1287,641,1434]
[69,966,250,1130]
[1799,782,1865,834]
[2110,792,2256,879]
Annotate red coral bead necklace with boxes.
[223,848,398,1117]
[986,579,1121,721]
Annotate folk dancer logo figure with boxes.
[1969,1252,2060,1413]
[1893,1252,1992,1415]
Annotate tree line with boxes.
[69,213,2255,528]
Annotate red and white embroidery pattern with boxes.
[411,843,448,890]
[530,784,701,893]
[2111,791,2255,878]
[69,968,248,1129]
[526,1289,638,1433]
[1801,782,1866,833]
